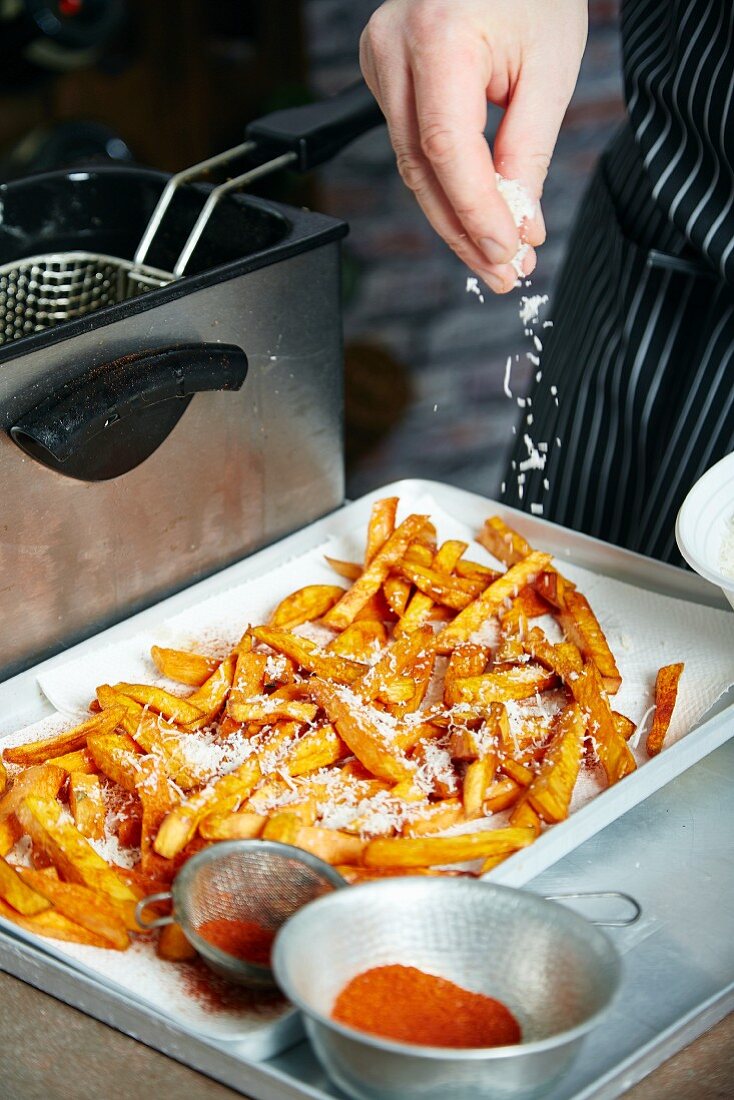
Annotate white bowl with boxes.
[676,452,734,611]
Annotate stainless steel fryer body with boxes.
[0,241,344,680]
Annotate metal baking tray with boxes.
[0,479,732,1097]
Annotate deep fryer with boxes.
[0,83,383,679]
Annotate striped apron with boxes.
[501,0,734,564]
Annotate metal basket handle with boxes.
[135,81,383,277]
[133,141,257,267]
[135,891,174,931]
[543,891,641,927]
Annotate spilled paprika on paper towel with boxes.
[196,917,275,967]
[332,964,522,1048]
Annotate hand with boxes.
[360,0,588,292]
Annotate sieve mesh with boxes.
[0,252,172,344]
[182,847,338,930]
[170,841,344,986]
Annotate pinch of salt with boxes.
[496,174,537,277]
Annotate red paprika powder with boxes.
[332,964,522,1048]
[196,917,275,967]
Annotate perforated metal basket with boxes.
[0,251,172,343]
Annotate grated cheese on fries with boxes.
[0,502,684,955]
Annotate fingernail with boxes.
[522,247,537,276]
[481,238,512,265]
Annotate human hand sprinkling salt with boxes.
[360,0,588,293]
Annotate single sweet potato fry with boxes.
[646,663,685,757]
[525,704,585,822]
[3,708,125,767]
[0,894,111,948]
[157,921,196,961]
[68,773,106,841]
[270,585,346,631]
[199,811,267,841]
[151,646,219,686]
[16,797,137,906]
[364,827,536,868]
[0,764,66,823]
[113,684,203,726]
[18,868,130,950]
[0,855,51,915]
[558,590,622,695]
[364,497,399,565]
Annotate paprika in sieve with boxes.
[196,917,275,967]
[332,964,522,1048]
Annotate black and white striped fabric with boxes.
[502,1,734,564]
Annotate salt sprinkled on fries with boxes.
[0,499,683,955]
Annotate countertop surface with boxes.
[0,969,731,1100]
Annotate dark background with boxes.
[0,0,624,500]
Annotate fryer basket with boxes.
[0,251,172,342]
[0,81,383,345]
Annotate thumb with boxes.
[493,67,573,247]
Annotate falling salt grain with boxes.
[519,434,547,472]
[530,503,544,516]
[466,276,485,304]
[503,356,513,398]
[518,294,548,326]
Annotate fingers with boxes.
[362,40,519,292]
[493,62,575,247]
[409,33,519,267]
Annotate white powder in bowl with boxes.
[720,515,734,578]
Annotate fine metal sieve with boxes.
[273,878,637,1100]
[135,840,346,989]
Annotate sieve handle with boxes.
[135,892,174,931]
[543,891,641,927]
